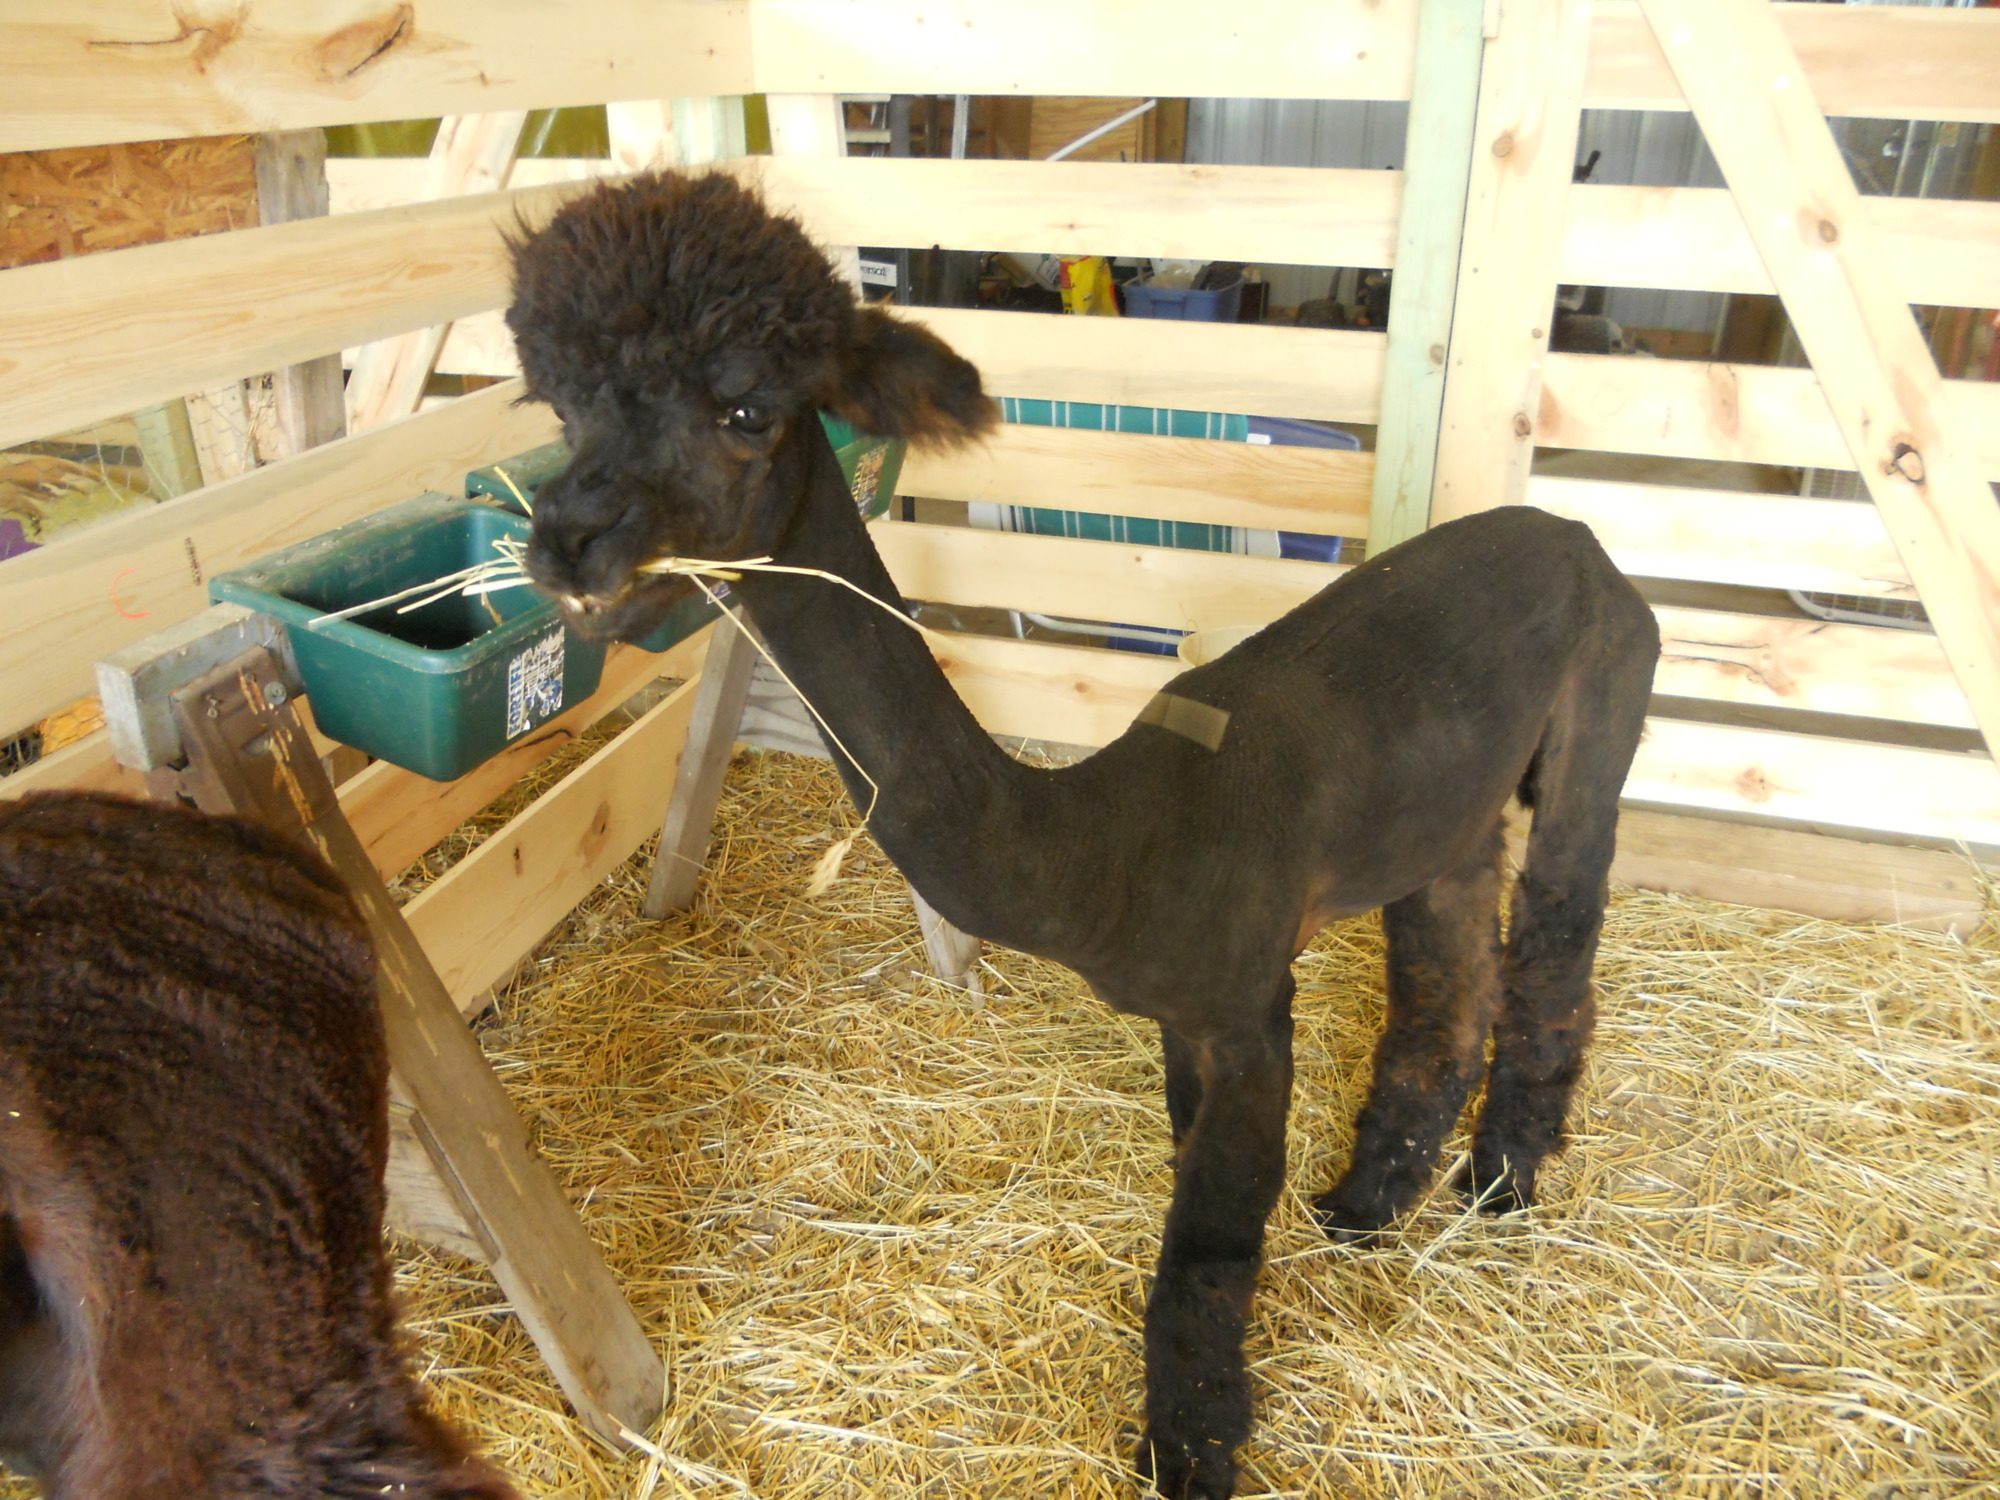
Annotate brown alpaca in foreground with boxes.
[506,170,1659,1499]
[0,792,516,1500]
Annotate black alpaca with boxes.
[506,171,1660,1500]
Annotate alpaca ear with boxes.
[822,305,997,449]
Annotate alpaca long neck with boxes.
[731,436,1087,956]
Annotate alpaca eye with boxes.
[724,402,773,435]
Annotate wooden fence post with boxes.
[1431,0,1592,524]
[1368,0,1486,552]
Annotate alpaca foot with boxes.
[1136,1427,1237,1500]
[1310,1179,1412,1245]
[1451,1152,1537,1215]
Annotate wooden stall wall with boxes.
[1,0,1997,933]
[0,2,754,1007]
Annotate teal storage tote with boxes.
[209,493,607,781]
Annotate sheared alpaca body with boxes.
[0,792,516,1500]
[506,171,1660,1499]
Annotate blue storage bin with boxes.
[1122,277,1245,323]
[1243,417,1363,564]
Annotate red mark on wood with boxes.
[110,566,147,621]
[1735,767,1775,804]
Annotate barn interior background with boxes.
[1,0,1996,1495]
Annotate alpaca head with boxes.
[505,170,996,641]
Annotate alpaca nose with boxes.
[525,466,641,598]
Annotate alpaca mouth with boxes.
[551,572,690,642]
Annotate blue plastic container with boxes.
[1121,277,1245,323]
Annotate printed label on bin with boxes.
[506,629,566,739]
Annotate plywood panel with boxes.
[0,134,259,267]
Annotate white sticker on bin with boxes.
[506,629,565,739]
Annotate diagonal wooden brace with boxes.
[155,647,662,1447]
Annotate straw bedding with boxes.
[5,744,1996,1497]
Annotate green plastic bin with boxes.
[465,414,905,655]
[209,493,607,781]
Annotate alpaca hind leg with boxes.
[1459,671,1648,1213]
[1138,976,1294,1500]
[1312,825,1502,1241]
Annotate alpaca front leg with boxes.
[1138,982,1294,1500]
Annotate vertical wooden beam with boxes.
[1639,0,2000,758]
[132,400,204,498]
[909,884,984,996]
[254,131,347,458]
[642,617,759,918]
[766,95,862,288]
[344,112,530,433]
[1431,0,1592,525]
[185,381,259,484]
[606,100,680,171]
[1368,0,1487,552]
[606,96,748,171]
